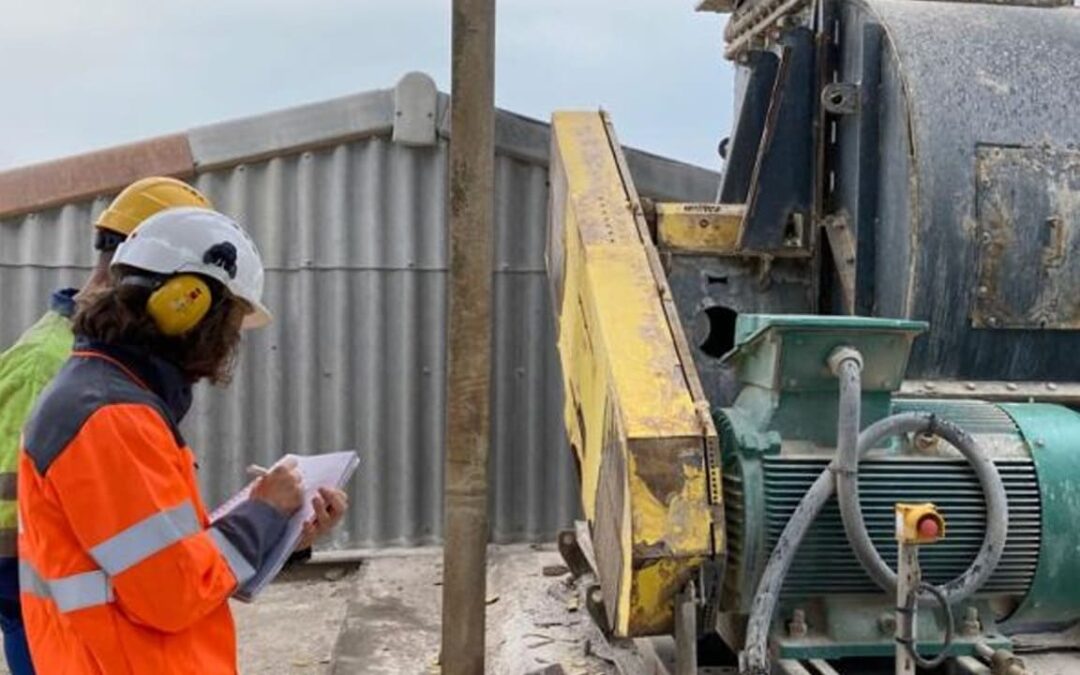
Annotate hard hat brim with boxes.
[242,301,274,330]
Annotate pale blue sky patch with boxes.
[0,1,733,171]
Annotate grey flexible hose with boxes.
[740,461,836,674]
[834,359,1009,603]
[740,355,1009,675]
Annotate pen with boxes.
[246,464,269,478]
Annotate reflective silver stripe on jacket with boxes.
[22,500,209,613]
[20,561,112,613]
[208,527,257,586]
[90,501,201,575]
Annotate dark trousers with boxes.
[0,599,33,675]
[0,558,33,675]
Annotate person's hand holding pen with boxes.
[247,463,349,552]
[249,459,304,517]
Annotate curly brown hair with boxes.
[73,268,248,384]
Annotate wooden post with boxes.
[442,0,495,674]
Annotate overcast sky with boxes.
[0,1,733,172]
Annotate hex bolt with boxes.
[878,613,897,635]
[914,432,939,452]
[789,609,808,638]
[590,587,604,605]
[961,607,982,637]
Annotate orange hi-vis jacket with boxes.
[18,340,287,674]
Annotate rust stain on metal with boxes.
[0,134,194,218]
[972,146,1080,329]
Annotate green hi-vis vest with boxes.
[0,312,74,554]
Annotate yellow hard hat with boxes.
[96,177,212,237]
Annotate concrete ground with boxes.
[235,544,622,675]
[0,545,618,675]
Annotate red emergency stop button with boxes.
[895,503,946,543]
[917,515,941,540]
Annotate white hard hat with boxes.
[111,207,272,329]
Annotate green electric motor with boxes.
[711,315,1080,661]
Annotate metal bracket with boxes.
[391,72,438,147]
[585,583,613,637]
[821,83,860,115]
[557,529,594,579]
[822,213,857,313]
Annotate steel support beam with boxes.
[441,0,496,673]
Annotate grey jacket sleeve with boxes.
[210,500,288,572]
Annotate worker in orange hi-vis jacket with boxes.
[16,207,347,674]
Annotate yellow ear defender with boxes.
[124,274,214,337]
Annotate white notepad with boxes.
[210,450,360,602]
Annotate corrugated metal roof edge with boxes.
[0,72,720,218]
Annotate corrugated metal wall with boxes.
[0,103,718,549]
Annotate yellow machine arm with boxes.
[546,111,723,637]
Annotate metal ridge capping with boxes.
[0,72,719,221]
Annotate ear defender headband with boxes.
[121,274,213,337]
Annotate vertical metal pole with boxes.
[896,542,919,675]
[442,0,495,674]
[674,581,699,675]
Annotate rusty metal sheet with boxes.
[0,134,194,218]
[973,146,1080,329]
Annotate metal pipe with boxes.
[441,0,496,673]
[674,581,699,675]
[895,542,919,675]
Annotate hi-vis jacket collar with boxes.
[72,337,193,424]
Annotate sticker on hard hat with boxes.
[203,243,238,279]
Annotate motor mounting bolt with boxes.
[878,613,897,635]
[961,607,982,637]
[789,609,808,638]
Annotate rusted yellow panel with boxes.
[629,556,706,635]
[628,454,713,556]
[657,202,745,253]
[547,111,720,638]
